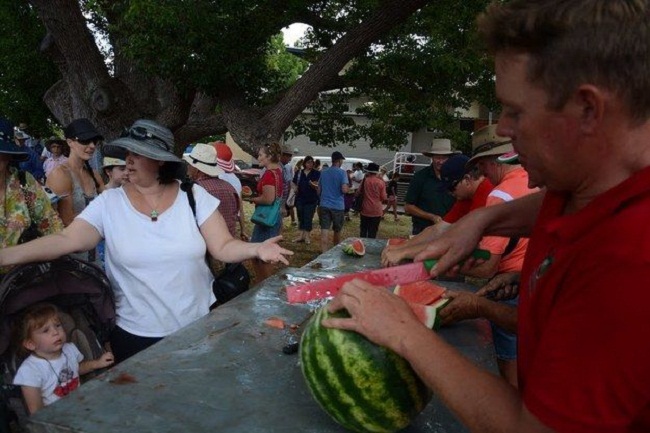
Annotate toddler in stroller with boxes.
[13,303,114,414]
[0,257,115,428]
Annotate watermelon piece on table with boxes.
[387,238,407,247]
[394,280,447,305]
[300,306,431,433]
[343,239,366,256]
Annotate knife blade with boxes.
[286,249,490,304]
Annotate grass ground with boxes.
[238,202,412,280]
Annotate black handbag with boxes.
[211,262,251,307]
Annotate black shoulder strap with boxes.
[180,180,196,217]
[18,169,26,187]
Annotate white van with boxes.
[290,155,373,172]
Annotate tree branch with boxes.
[263,0,432,135]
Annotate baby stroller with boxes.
[0,256,115,431]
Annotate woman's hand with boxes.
[256,235,293,264]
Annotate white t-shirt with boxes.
[78,182,219,337]
[14,343,83,406]
[351,169,364,189]
[219,172,242,197]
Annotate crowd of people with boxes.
[3,0,650,430]
[0,118,292,415]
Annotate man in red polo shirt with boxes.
[324,0,650,431]
[380,154,493,266]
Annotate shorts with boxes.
[491,296,519,360]
[387,195,396,204]
[251,214,282,242]
[319,207,345,232]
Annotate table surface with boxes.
[27,238,496,433]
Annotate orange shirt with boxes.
[479,167,537,273]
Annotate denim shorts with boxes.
[491,296,519,360]
[251,215,282,242]
[319,207,345,232]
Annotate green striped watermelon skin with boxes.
[300,306,431,433]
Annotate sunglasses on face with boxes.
[121,126,171,152]
[77,138,98,146]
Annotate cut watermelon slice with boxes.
[408,298,450,330]
[394,280,446,305]
[408,302,437,328]
[343,239,365,256]
[429,298,451,330]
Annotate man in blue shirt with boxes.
[15,130,45,182]
[318,151,350,253]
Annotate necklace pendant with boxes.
[150,210,159,222]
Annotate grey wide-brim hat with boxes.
[104,119,182,163]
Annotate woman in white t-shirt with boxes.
[0,120,292,363]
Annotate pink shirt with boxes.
[44,155,68,177]
[361,175,388,217]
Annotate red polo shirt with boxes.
[519,167,650,432]
[443,178,494,223]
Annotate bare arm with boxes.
[323,280,552,433]
[0,219,101,267]
[46,166,75,226]
[200,211,292,264]
[79,352,114,376]
[250,184,276,205]
[21,386,43,415]
[439,290,518,333]
[415,191,545,277]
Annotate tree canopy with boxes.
[0,0,496,154]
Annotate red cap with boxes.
[213,141,235,173]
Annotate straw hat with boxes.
[182,143,225,177]
[421,138,460,157]
[466,124,513,167]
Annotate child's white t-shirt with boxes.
[13,343,83,406]
[78,183,219,337]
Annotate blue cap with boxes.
[331,151,345,161]
[440,154,470,185]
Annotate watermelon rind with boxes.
[430,298,451,330]
[300,306,431,433]
[342,240,365,257]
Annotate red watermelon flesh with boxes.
[351,239,365,256]
[387,238,407,247]
[408,298,451,330]
[394,280,446,305]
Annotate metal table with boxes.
[27,239,496,433]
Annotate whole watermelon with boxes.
[300,306,431,432]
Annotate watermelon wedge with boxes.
[394,280,447,305]
[342,239,365,256]
[407,299,450,330]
